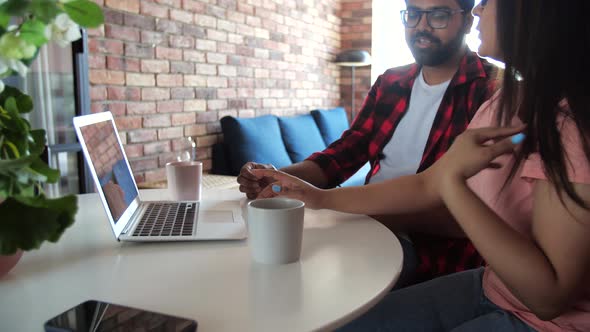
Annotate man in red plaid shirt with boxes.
[238,0,498,287]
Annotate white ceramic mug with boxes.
[247,198,305,264]
[166,161,202,201]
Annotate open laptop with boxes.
[73,111,246,241]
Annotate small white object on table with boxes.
[138,174,239,191]
[201,174,240,190]
[0,188,402,332]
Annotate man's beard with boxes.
[407,31,465,66]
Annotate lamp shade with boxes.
[334,49,371,67]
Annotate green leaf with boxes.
[3,97,17,113]
[30,158,60,183]
[19,19,49,47]
[0,174,11,198]
[16,93,33,114]
[0,11,10,29]
[0,151,39,173]
[1,140,21,159]
[28,129,46,155]
[20,48,41,67]
[29,0,63,24]
[63,0,104,28]
[0,86,34,113]
[15,166,46,183]
[3,97,27,133]
[0,194,78,254]
[4,98,23,128]
[15,167,34,183]
[16,184,35,197]
[0,0,30,17]
[1,129,30,159]
[0,31,37,60]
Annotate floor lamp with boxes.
[334,50,371,122]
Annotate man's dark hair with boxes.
[404,0,475,12]
[456,0,475,12]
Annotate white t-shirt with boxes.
[369,70,451,184]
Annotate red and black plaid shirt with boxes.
[307,50,498,283]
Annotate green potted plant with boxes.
[0,0,104,277]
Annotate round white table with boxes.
[0,188,402,332]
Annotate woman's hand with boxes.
[237,162,277,199]
[432,126,526,188]
[250,169,326,209]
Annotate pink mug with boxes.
[166,161,202,201]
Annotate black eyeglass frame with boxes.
[400,9,465,29]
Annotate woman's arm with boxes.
[321,171,443,215]
[441,177,590,320]
[252,126,525,222]
[253,167,465,235]
[252,168,442,215]
[371,206,465,237]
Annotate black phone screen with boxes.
[44,300,197,332]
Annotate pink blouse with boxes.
[467,93,590,331]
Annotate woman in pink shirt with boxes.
[252,0,590,330]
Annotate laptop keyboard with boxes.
[132,202,197,237]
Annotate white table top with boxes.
[0,188,402,332]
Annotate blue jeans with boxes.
[337,268,537,332]
[394,235,419,289]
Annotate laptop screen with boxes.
[79,119,138,223]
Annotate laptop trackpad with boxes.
[200,211,234,223]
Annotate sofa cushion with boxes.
[278,114,327,163]
[211,143,231,175]
[220,115,292,175]
[311,107,349,145]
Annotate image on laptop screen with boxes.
[79,120,138,222]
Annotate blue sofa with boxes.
[212,107,371,187]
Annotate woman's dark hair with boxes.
[496,0,590,208]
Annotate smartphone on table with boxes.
[44,300,197,332]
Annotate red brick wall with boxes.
[88,0,371,183]
[80,121,123,179]
[339,0,372,120]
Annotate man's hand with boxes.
[251,169,326,209]
[237,162,277,199]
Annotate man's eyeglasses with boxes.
[400,9,465,29]
[480,0,488,6]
